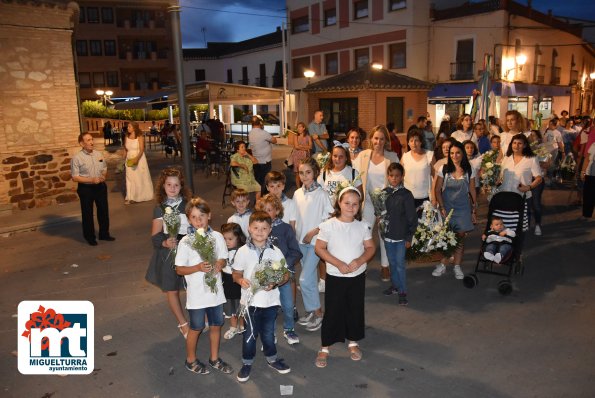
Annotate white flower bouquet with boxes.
[408,201,459,261]
[315,152,330,169]
[370,188,389,235]
[480,150,501,201]
[161,205,181,267]
[237,258,288,320]
[187,228,218,293]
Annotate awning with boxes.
[114,90,174,110]
[430,81,571,99]
[168,82,283,105]
[428,97,470,104]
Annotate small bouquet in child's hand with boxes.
[408,201,459,261]
[315,152,330,169]
[370,187,390,235]
[188,228,218,293]
[480,150,501,201]
[238,258,288,320]
[162,205,181,266]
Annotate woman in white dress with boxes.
[125,122,154,204]
[352,125,399,282]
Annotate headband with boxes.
[337,186,361,201]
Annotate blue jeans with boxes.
[530,180,544,225]
[242,306,279,365]
[278,280,295,331]
[299,243,321,312]
[187,304,224,330]
[384,240,407,293]
[485,242,512,259]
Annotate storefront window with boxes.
[507,97,529,118]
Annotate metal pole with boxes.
[168,4,194,193]
[281,22,287,133]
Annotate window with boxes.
[79,7,85,23]
[76,40,88,56]
[324,8,337,26]
[320,98,358,135]
[389,0,406,11]
[354,1,369,19]
[325,53,338,75]
[452,38,474,80]
[390,42,406,69]
[86,7,99,23]
[292,57,310,78]
[90,40,102,56]
[292,16,309,34]
[93,72,105,87]
[227,69,233,84]
[241,67,248,84]
[106,71,119,87]
[101,7,114,24]
[78,73,91,88]
[354,48,369,68]
[386,97,404,132]
[195,69,206,81]
[104,40,116,56]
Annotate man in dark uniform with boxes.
[71,132,115,246]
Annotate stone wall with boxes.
[0,1,81,211]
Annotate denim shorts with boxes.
[188,304,224,330]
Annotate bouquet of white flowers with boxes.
[480,150,501,201]
[187,228,218,294]
[161,205,181,268]
[408,201,459,261]
[237,258,288,321]
[370,188,389,235]
[315,152,330,169]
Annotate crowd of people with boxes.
[72,107,595,383]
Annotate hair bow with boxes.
[333,140,350,150]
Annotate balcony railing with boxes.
[551,67,561,84]
[272,75,283,88]
[570,70,578,85]
[238,78,249,85]
[534,64,545,83]
[254,76,268,87]
[450,61,475,80]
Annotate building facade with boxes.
[0,0,81,211]
[74,0,176,101]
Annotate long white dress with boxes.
[125,137,154,202]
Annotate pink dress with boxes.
[290,135,311,172]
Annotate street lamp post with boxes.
[96,89,113,106]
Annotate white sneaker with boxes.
[534,225,542,236]
[432,263,446,277]
[483,252,494,261]
[453,265,464,280]
[493,253,502,263]
[305,316,323,332]
[297,312,314,326]
[318,279,326,293]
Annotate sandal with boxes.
[185,359,210,375]
[177,322,189,339]
[348,342,362,361]
[223,327,237,340]
[209,358,233,374]
[315,348,329,368]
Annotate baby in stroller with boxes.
[481,216,515,264]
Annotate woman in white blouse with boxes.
[500,133,543,236]
[401,129,434,210]
[352,125,400,282]
[451,114,477,145]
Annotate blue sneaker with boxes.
[237,364,251,383]
[267,359,291,374]
[283,329,300,345]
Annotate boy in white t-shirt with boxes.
[227,189,252,237]
[175,197,232,376]
[232,211,291,383]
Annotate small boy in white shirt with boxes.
[232,211,291,383]
[176,197,232,375]
[265,171,297,230]
[227,189,252,237]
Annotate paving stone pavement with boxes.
[1,145,594,397]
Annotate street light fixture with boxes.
[96,89,114,106]
[590,72,595,79]
[303,69,315,84]
[371,62,383,70]
[504,53,527,80]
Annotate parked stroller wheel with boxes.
[497,280,513,296]
[463,273,478,289]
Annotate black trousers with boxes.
[77,182,110,241]
[253,161,272,195]
[583,175,595,218]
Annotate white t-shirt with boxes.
[500,155,542,199]
[317,166,362,204]
[227,211,251,238]
[293,186,334,245]
[451,130,478,145]
[500,132,514,154]
[231,244,286,308]
[281,196,297,225]
[469,156,483,188]
[401,150,434,199]
[317,218,372,278]
[544,129,563,152]
[248,127,274,163]
[175,231,228,309]
[433,158,448,174]
[586,143,595,177]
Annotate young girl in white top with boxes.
[220,222,246,340]
[175,197,232,375]
[314,186,375,368]
[294,157,334,332]
[318,142,362,205]
[401,129,434,209]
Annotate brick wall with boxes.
[0,2,81,211]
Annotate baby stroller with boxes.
[463,191,526,295]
